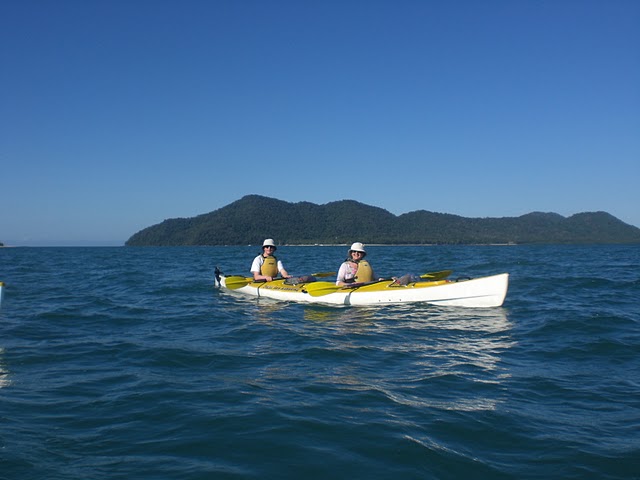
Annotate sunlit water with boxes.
[1,245,638,479]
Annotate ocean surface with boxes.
[0,245,638,479]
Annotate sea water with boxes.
[0,245,638,479]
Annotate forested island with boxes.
[125,195,640,246]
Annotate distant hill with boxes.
[125,195,640,246]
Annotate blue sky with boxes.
[2,0,639,246]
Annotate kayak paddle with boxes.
[224,271,336,290]
[304,270,453,297]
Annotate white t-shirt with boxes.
[336,261,357,284]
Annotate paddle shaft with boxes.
[305,270,452,297]
[224,271,336,290]
[341,270,452,288]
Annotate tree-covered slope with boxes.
[125,195,640,246]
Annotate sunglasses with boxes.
[264,246,276,249]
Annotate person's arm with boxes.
[372,267,381,281]
[277,260,290,278]
[371,266,385,282]
[254,273,272,281]
[336,263,350,286]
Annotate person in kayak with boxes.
[336,242,378,286]
[251,238,291,281]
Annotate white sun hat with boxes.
[262,238,277,248]
[349,242,366,253]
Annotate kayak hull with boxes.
[216,273,509,308]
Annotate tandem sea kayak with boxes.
[214,270,509,308]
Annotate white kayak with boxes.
[215,271,509,308]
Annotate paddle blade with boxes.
[420,270,453,281]
[304,281,342,297]
[311,271,336,278]
[224,276,253,290]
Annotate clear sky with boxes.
[2,0,639,246]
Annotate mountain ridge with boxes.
[125,195,640,246]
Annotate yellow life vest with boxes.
[260,255,278,277]
[355,260,374,282]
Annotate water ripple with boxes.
[1,245,639,479]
